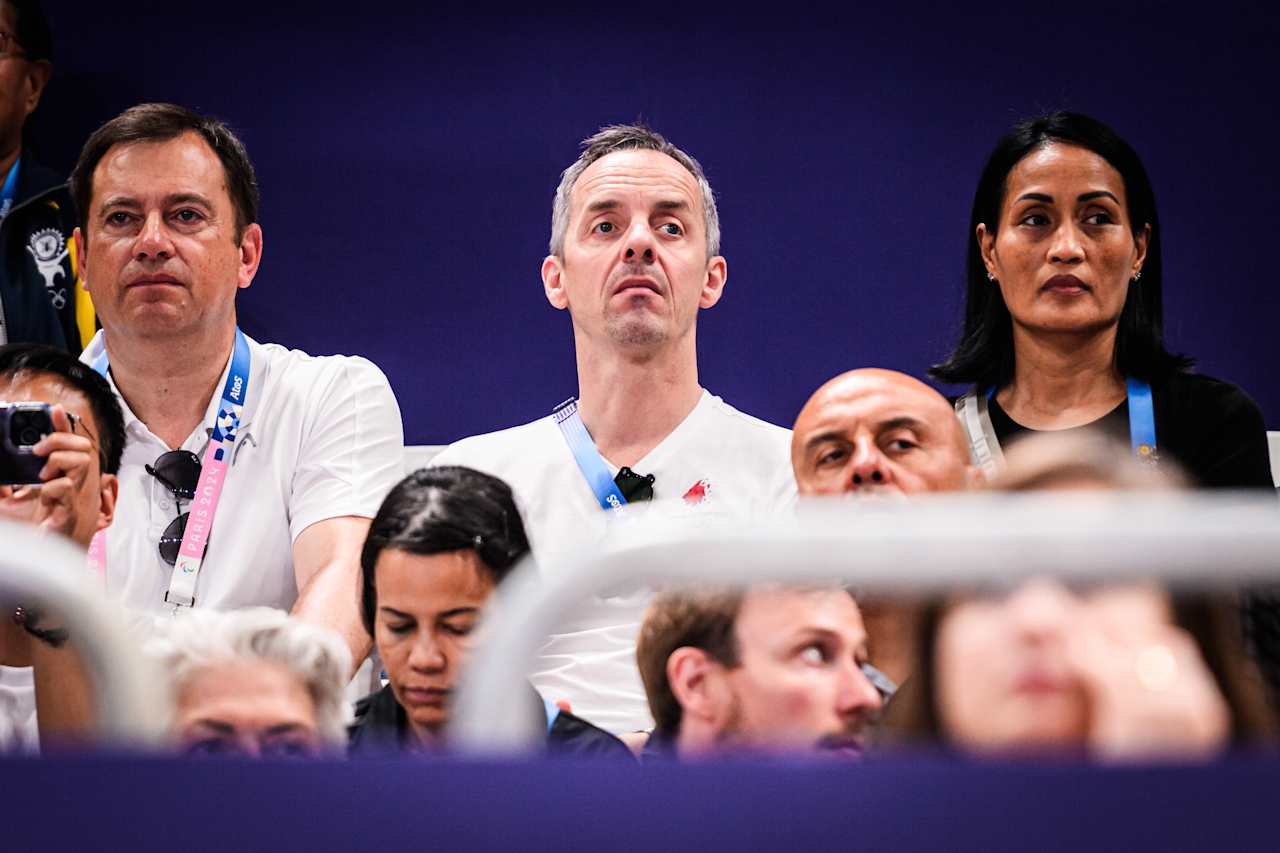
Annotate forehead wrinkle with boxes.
[571,153,702,214]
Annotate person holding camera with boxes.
[0,341,123,750]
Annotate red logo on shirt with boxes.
[683,479,712,505]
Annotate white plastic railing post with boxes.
[450,492,1280,753]
[0,519,165,746]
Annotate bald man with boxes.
[792,369,977,497]
[791,369,979,683]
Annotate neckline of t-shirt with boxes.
[989,393,1128,436]
[598,387,715,474]
[98,332,267,452]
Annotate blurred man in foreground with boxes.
[635,585,884,759]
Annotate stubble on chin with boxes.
[604,311,668,348]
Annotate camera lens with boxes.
[9,411,47,447]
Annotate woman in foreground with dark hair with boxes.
[932,111,1271,488]
[883,434,1276,760]
[349,465,630,759]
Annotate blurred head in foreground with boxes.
[885,433,1274,759]
[146,607,351,758]
[637,585,883,759]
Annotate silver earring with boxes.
[1132,270,1142,283]
[986,272,996,282]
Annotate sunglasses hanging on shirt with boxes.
[145,449,207,566]
[614,467,655,503]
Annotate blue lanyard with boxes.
[0,156,21,219]
[985,377,1157,462]
[552,397,628,512]
[92,328,252,608]
[541,695,561,734]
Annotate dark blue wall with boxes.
[37,3,1279,443]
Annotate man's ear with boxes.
[73,227,89,295]
[95,473,118,532]
[698,255,727,309]
[667,646,729,730]
[541,255,568,310]
[237,223,264,290]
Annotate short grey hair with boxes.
[143,607,353,748]
[549,123,721,259]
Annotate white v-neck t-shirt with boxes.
[431,390,796,733]
[80,330,405,616]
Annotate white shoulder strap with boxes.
[956,390,1005,480]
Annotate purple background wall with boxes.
[35,4,1278,444]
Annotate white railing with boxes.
[450,491,1280,752]
[0,519,165,747]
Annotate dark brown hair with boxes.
[69,102,260,240]
[636,587,744,738]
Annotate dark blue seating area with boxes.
[6,754,1278,851]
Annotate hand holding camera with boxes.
[0,402,98,541]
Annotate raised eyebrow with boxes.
[585,199,620,214]
[1078,190,1120,205]
[654,200,691,213]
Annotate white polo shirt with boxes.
[431,390,796,733]
[80,331,404,615]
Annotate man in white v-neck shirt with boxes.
[69,104,403,670]
[432,125,794,733]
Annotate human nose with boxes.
[848,438,891,490]
[837,660,883,717]
[1006,579,1074,643]
[407,630,447,673]
[622,218,655,263]
[1048,220,1085,265]
[133,211,175,261]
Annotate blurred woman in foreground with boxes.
[885,434,1275,759]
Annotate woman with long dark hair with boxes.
[932,111,1271,488]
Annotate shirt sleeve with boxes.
[288,357,405,541]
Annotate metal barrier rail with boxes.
[0,518,164,746]
[450,491,1280,752]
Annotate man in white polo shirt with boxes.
[432,125,795,732]
[70,103,403,667]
